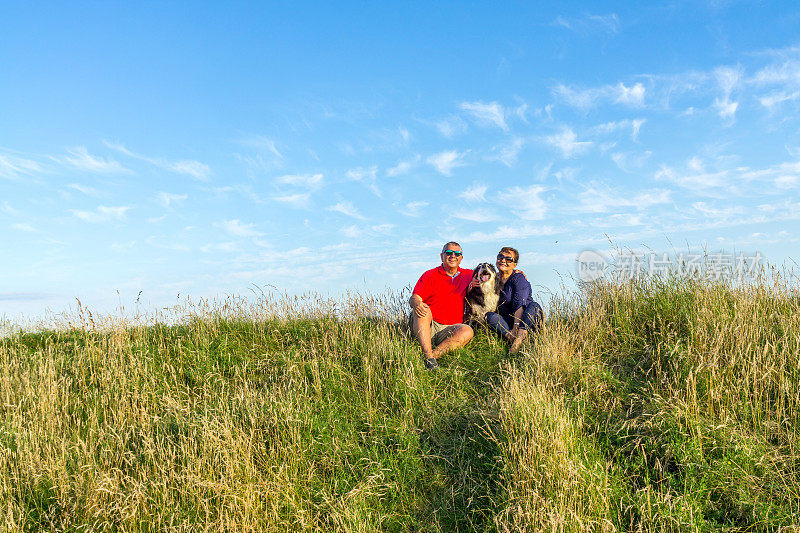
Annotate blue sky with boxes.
[2,1,800,320]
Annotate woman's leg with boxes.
[485,312,512,339]
[519,302,544,333]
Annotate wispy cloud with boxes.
[386,155,420,177]
[575,184,671,213]
[403,201,428,217]
[491,137,526,167]
[273,192,313,209]
[461,224,559,243]
[11,223,37,233]
[552,13,620,35]
[452,209,498,223]
[496,184,548,220]
[155,192,188,208]
[216,219,263,237]
[346,166,380,196]
[713,65,742,120]
[0,153,45,180]
[71,205,131,223]
[272,173,324,208]
[459,183,488,203]
[459,101,508,131]
[341,223,394,239]
[67,183,101,196]
[427,150,466,176]
[553,82,645,110]
[63,146,131,174]
[545,127,592,158]
[105,142,210,180]
[594,118,646,141]
[276,173,324,188]
[435,116,468,138]
[328,201,366,220]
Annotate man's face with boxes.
[440,245,463,269]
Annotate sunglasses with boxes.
[497,255,516,263]
[443,250,463,257]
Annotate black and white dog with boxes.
[466,262,501,320]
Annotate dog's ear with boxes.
[489,263,497,273]
[472,265,481,277]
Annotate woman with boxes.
[485,246,544,353]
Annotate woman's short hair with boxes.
[499,246,519,263]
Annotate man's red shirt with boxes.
[412,266,472,325]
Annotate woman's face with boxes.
[496,250,516,275]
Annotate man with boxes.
[409,241,474,370]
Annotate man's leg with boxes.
[431,324,473,358]
[411,308,435,359]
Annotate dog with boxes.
[466,262,501,321]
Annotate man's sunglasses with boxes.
[443,250,463,257]
[497,254,516,263]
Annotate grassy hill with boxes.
[1,275,799,531]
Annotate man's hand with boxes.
[468,277,480,289]
[413,301,431,318]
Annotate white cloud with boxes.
[403,201,428,217]
[496,185,548,220]
[459,101,508,131]
[610,150,652,172]
[435,116,468,138]
[67,183,100,196]
[595,119,646,141]
[552,13,620,35]
[492,137,526,167]
[216,219,262,238]
[328,201,366,220]
[155,192,188,208]
[273,192,312,209]
[11,223,37,233]
[712,65,743,120]
[64,147,130,174]
[545,127,592,158]
[386,155,420,177]
[461,224,559,243]
[104,142,210,180]
[553,81,644,110]
[168,160,211,181]
[346,166,380,196]
[340,223,394,239]
[427,150,466,176]
[1,201,19,216]
[452,209,498,223]
[237,135,283,159]
[613,83,646,106]
[759,90,800,110]
[275,173,324,188]
[576,185,671,213]
[71,205,131,223]
[0,153,44,180]
[459,183,488,203]
[201,241,238,253]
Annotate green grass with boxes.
[1,276,799,531]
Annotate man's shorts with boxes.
[410,315,467,346]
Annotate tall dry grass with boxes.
[2,272,799,531]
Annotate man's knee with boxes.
[456,325,474,343]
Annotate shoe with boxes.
[424,357,438,370]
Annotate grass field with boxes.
[1,273,799,531]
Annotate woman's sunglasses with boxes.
[497,255,516,263]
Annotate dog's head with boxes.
[472,262,497,284]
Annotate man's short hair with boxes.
[442,241,461,253]
[499,246,519,263]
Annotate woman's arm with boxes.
[508,272,532,311]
